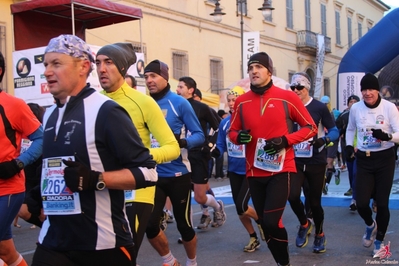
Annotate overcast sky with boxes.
[381,0,398,11]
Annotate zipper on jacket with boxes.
[260,94,264,116]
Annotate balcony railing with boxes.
[296,30,331,55]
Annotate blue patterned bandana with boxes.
[45,35,95,63]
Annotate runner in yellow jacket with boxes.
[96,43,180,260]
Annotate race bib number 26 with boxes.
[41,156,82,215]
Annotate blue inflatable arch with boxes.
[337,8,399,110]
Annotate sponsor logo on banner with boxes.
[34,54,44,64]
[41,83,50,94]
[14,76,35,89]
[16,57,32,78]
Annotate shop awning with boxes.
[11,0,143,50]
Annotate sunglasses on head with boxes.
[290,85,306,91]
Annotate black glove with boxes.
[264,136,288,155]
[201,144,212,161]
[345,145,356,162]
[174,134,187,148]
[237,130,252,144]
[211,147,221,158]
[309,137,329,149]
[0,160,21,179]
[25,185,43,217]
[62,160,100,192]
[371,129,392,141]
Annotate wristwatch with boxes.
[388,133,393,140]
[15,159,24,170]
[96,173,106,191]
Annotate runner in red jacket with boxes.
[229,52,317,266]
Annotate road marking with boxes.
[199,184,399,209]
[20,250,36,256]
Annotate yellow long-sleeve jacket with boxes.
[102,83,180,204]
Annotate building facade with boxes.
[1,0,389,109]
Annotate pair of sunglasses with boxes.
[290,85,306,91]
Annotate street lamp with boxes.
[209,0,225,23]
[258,0,275,20]
[210,0,274,79]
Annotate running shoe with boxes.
[373,240,389,258]
[335,169,341,185]
[212,200,226,227]
[257,224,265,241]
[165,209,174,223]
[322,184,328,195]
[243,237,260,252]
[344,188,352,196]
[363,220,377,248]
[162,259,181,266]
[313,234,327,253]
[197,214,212,229]
[296,219,313,248]
[349,202,357,211]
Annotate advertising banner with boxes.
[13,46,145,106]
[314,34,325,99]
[338,72,364,111]
[243,31,260,78]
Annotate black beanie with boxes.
[217,109,227,118]
[360,73,379,91]
[195,88,202,100]
[347,95,360,105]
[247,52,273,74]
[144,60,169,81]
[97,43,136,77]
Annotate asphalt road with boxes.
[12,170,399,266]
